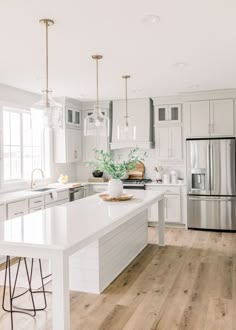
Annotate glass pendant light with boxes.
[31,19,63,129]
[117,75,136,140]
[84,55,109,136]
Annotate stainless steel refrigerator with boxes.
[187,138,236,230]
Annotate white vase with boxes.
[156,172,162,181]
[108,179,123,198]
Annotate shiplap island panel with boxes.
[0,190,164,330]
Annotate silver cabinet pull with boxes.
[15,211,24,215]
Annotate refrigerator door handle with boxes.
[210,143,214,191]
[207,143,211,192]
[188,196,236,202]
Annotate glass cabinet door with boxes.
[67,109,73,124]
[74,111,80,125]
[66,108,81,127]
[157,106,168,122]
[169,105,181,122]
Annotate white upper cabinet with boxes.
[155,104,181,124]
[170,126,182,160]
[186,99,234,137]
[188,101,210,136]
[66,128,82,162]
[54,97,82,163]
[210,99,234,136]
[82,109,110,162]
[66,107,81,128]
[54,128,82,163]
[155,126,182,160]
[82,101,111,162]
[111,98,154,149]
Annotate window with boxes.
[3,107,49,182]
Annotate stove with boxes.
[121,179,152,190]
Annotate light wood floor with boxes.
[0,227,235,330]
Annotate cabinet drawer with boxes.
[29,196,44,209]
[146,186,180,194]
[0,204,7,222]
[45,190,69,205]
[29,206,44,213]
[45,199,69,208]
[92,185,108,193]
[8,199,28,219]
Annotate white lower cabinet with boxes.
[92,184,108,194]
[29,206,44,213]
[45,190,69,205]
[0,204,6,221]
[7,199,28,220]
[45,199,69,208]
[29,196,44,209]
[147,186,182,224]
[164,194,181,222]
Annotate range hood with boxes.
[110,98,154,150]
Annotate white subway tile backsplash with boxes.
[76,148,185,182]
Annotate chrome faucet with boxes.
[31,168,45,189]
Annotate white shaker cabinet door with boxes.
[210,99,234,136]
[188,101,210,137]
[165,194,181,223]
[66,128,82,162]
[0,204,6,221]
[155,126,169,159]
[169,126,182,160]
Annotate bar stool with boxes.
[2,256,51,330]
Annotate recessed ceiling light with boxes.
[35,75,45,81]
[131,88,144,93]
[142,15,160,24]
[79,93,89,98]
[172,62,188,69]
[188,84,200,89]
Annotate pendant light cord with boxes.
[96,58,99,112]
[122,75,130,127]
[45,21,49,94]
[125,77,128,126]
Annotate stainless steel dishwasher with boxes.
[69,186,84,201]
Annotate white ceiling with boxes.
[1,0,236,101]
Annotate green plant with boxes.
[90,148,147,179]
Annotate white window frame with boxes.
[0,102,52,190]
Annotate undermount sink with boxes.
[30,187,56,192]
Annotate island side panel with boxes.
[69,209,148,294]
[99,209,148,293]
[158,198,165,246]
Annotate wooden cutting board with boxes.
[128,161,145,179]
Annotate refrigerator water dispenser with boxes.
[191,169,206,190]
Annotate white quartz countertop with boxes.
[0,190,163,252]
[0,180,185,205]
[0,183,79,204]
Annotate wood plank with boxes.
[0,228,235,330]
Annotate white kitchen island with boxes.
[0,190,164,330]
